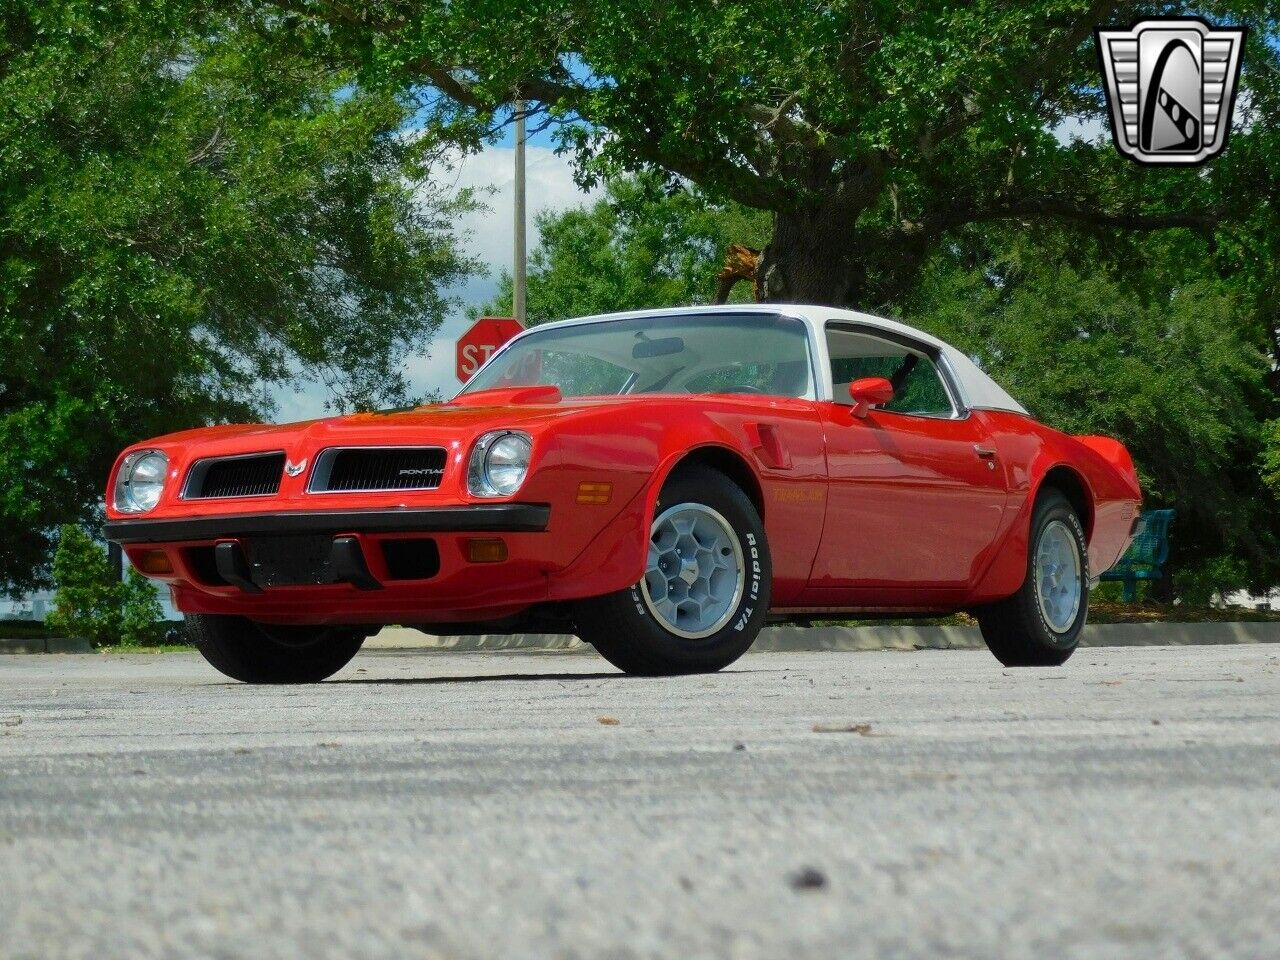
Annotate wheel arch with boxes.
[1035,465,1094,539]
[544,442,767,605]
[657,444,765,522]
[969,460,1096,605]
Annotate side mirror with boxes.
[848,377,894,418]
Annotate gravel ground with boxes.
[1,644,1279,960]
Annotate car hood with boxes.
[139,395,638,456]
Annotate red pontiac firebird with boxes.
[105,306,1142,682]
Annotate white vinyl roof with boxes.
[472,304,1029,415]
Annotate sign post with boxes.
[456,316,525,383]
[513,101,527,325]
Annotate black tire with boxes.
[976,489,1088,667]
[186,614,365,683]
[575,467,771,675]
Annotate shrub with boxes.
[1172,556,1250,609]
[120,568,166,646]
[47,525,163,647]
[47,525,123,646]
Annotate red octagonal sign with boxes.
[456,316,524,383]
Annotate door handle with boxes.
[974,445,997,458]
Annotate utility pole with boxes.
[513,99,527,325]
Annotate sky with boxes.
[269,131,601,424]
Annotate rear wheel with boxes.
[575,468,771,675]
[976,490,1088,667]
[186,614,365,683]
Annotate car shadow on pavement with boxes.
[328,672,625,686]
[327,669,772,686]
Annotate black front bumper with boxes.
[103,504,552,545]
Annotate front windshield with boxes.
[460,312,815,400]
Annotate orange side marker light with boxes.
[576,481,613,505]
[466,538,508,563]
[136,550,173,575]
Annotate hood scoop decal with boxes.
[448,385,563,407]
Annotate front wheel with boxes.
[186,614,365,683]
[575,467,771,675]
[976,490,1088,667]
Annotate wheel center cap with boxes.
[678,557,699,586]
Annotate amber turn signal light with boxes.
[576,481,613,505]
[135,549,173,575]
[466,538,507,563]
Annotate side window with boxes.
[826,327,955,417]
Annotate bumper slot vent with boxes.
[184,452,285,500]
[310,447,446,493]
[380,538,441,581]
[184,546,227,587]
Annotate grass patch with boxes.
[1088,600,1280,624]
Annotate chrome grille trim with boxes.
[307,446,447,494]
[181,451,286,500]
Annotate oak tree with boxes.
[271,0,1278,310]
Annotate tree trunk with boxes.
[757,202,927,311]
[758,204,864,307]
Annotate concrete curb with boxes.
[0,636,94,655]
[365,620,1278,653]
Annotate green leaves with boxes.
[46,524,163,647]
[1264,421,1280,495]
[909,228,1280,594]
[0,1,477,593]
[276,1,1280,304]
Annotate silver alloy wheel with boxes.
[641,503,746,640]
[1035,519,1083,634]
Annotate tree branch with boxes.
[903,196,1220,240]
[978,199,1219,235]
[401,58,486,110]
[742,97,824,149]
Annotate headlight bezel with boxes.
[113,449,169,513]
[467,430,533,498]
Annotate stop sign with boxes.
[456,316,525,383]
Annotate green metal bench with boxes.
[1100,509,1175,602]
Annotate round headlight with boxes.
[115,450,168,513]
[468,431,532,497]
[484,433,532,496]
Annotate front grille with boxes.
[184,452,285,499]
[311,447,446,493]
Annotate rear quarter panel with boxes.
[969,411,1142,603]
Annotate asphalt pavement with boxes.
[2,645,1279,960]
